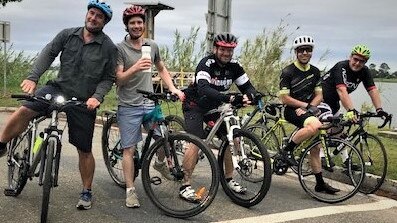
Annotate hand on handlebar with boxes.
[86,97,100,110]
[230,94,252,107]
[376,108,389,120]
[344,109,359,122]
[20,79,37,94]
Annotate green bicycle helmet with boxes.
[351,44,371,59]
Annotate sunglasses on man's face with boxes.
[296,47,313,53]
[351,56,367,64]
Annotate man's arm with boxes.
[336,86,355,110]
[115,59,151,86]
[280,94,309,108]
[26,30,68,83]
[156,60,185,100]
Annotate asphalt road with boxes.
[1,112,397,223]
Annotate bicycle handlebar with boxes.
[358,112,393,129]
[11,94,86,111]
[137,89,179,102]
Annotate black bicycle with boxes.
[101,90,219,218]
[5,94,85,223]
[339,112,392,194]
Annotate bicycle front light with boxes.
[55,95,65,104]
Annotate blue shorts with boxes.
[117,105,160,149]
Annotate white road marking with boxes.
[215,196,397,223]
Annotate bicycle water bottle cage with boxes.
[143,105,164,123]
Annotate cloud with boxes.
[0,0,396,71]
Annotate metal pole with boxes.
[3,41,6,96]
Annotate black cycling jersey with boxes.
[322,60,376,113]
[184,54,256,110]
[279,62,322,106]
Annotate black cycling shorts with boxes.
[182,101,226,139]
[284,106,312,128]
[23,84,96,152]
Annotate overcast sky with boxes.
[1,0,396,71]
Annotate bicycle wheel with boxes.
[41,139,55,223]
[246,124,279,158]
[141,133,219,218]
[218,128,272,207]
[5,131,31,196]
[259,115,287,140]
[102,116,125,187]
[298,138,365,203]
[354,133,387,194]
[165,115,186,133]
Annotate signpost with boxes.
[0,21,10,95]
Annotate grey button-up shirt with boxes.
[27,27,117,102]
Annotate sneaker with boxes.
[315,183,340,194]
[76,190,92,210]
[126,189,140,208]
[282,150,298,166]
[342,160,360,171]
[179,186,200,203]
[228,179,247,194]
[153,161,173,180]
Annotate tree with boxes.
[1,0,22,7]
[160,27,206,72]
[368,63,379,77]
[379,62,390,78]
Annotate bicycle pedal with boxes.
[4,189,17,197]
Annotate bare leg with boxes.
[0,106,38,142]
[122,147,135,188]
[182,143,199,186]
[78,150,95,190]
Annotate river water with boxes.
[350,82,397,128]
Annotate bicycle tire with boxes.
[218,128,272,207]
[298,137,365,203]
[141,133,219,218]
[354,133,387,194]
[165,115,186,133]
[246,124,279,159]
[41,139,55,223]
[259,115,287,140]
[101,116,126,188]
[6,131,31,196]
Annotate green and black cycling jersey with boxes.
[322,60,376,113]
[183,54,256,110]
[279,61,322,105]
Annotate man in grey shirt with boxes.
[0,0,117,210]
[116,5,184,208]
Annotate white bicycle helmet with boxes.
[292,35,315,49]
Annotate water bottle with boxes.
[141,44,152,73]
[33,132,44,155]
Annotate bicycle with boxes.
[202,94,272,207]
[250,112,366,203]
[5,94,85,222]
[101,90,219,218]
[337,112,392,194]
